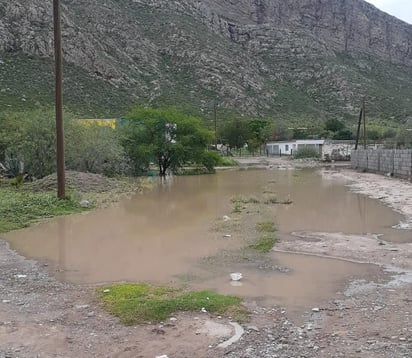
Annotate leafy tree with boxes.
[120,107,213,176]
[333,129,353,140]
[0,110,57,178]
[65,122,129,177]
[325,118,345,133]
[0,110,128,178]
[219,118,250,149]
[0,111,26,163]
[271,125,293,141]
[248,119,271,155]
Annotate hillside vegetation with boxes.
[0,0,411,124]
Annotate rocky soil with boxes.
[1,165,412,357]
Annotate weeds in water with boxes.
[263,194,278,204]
[249,221,278,253]
[232,201,243,213]
[256,221,277,233]
[250,236,278,253]
[230,194,260,204]
[263,194,293,205]
[98,284,249,325]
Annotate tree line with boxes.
[1,107,409,179]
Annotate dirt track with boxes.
[1,164,412,357]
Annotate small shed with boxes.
[266,139,325,156]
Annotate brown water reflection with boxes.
[3,169,407,316]
[194,251,384,320]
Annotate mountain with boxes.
[1,0,412,123]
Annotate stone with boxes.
[75,305,90,310]
[80,200,91,208]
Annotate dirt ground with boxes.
[1,162,412,357]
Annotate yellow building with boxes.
[78,118,117,129]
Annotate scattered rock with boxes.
[75,304,90,310]
[80,200,91,208]
[230,272,242,281]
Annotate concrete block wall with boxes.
[394,150,412,177]
[351,149,412,179]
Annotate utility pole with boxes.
[362,97,366,149]
[354,108,363,150]
[213,101,217,149]
[53,0,65,199]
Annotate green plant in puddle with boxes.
[98,283,249,325]
[250,221,278,253]
[250,236,278,253]
[263,194,278,204]
[256,221,276,233]
[263,194,293,205]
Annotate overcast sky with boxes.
[365,0,412,24]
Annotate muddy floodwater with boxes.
[4,169,408,319]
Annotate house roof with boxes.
[267,139,325,145]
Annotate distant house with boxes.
[266,139,325,156]
[78,118,117,129]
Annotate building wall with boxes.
[351,149,412,178]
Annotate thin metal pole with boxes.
[363,97,366,150]
[53,0,65,198]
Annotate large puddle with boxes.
[3,169,408,319]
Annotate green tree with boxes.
[120,107,213,176]
[325,118,345,133]
[333,129,353,140]
[0,110,57,178]
[0,110,128,178]
[248,119,271,155]
[219,118,250,149]
[65,122,129,177]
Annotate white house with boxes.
[266,139,325,156]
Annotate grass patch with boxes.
[230,194,260,204]
[230,194,260,213]
[263,194,278,204]
[263,194,293,205]
[217,157,239,167]
[251,221,278,252]
[98,283,248,325]
[250,236,278,253]
[256,221,276,233]
[0,187,87,233]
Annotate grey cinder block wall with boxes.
[351,149,412,178]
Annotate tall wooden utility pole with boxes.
[362,97,366,149]
[213,101,217,149]
[53,0,65,198]
[354,108,363,150]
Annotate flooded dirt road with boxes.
[4,169,408,319]
[1,165,412,358]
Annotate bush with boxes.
[0,110,129,178]
[217,157,238,167]
[293,147,320,159]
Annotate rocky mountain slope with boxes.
[0,0,411,122]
